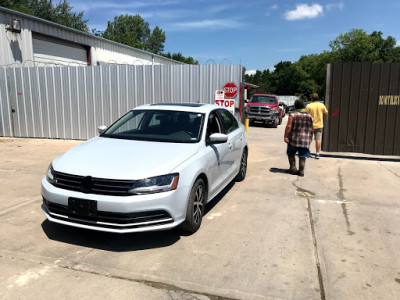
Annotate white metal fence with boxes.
[0,64,243,140]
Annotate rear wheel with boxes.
[235,149,248,181]
[180,178,206,233]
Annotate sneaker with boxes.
[315,153,320,159]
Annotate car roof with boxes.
[133,103,226,113]
[251,94,276,97]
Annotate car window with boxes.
[111,111,144,134]
[206,112,222,137]
[102,110,204,143]
[217,109,238,134]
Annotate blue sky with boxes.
[69,0,400,74]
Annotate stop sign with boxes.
[223,82,238,98]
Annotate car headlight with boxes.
[129,173,179,195]
[46,164,55,184]
[271,108,279,113]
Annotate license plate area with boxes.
[68,198,97,218]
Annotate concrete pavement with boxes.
[0,117,399,299]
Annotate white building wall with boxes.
[0,11,34,67]
[92,48,154,66]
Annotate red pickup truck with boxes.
[244,94,282,127]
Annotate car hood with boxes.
[52,137,199,180]
[246,102,277,108]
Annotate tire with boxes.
[235,149,248,182]
[180,178,206,234]
[249,119,254,126]
[279,117,282,125]
[272,118,279,128]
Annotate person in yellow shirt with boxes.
[305,93,328,159]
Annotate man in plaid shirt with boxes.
[284,100,314,176]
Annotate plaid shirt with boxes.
[288,110,314,148]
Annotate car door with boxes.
[204,110,231,199]
[217,109,243,178]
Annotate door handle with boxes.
[228,143,233,149]
[11,109,15,113]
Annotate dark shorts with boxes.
[287,144,311,158]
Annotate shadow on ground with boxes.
[269,168,288,174]
[317,153,400,162]
[41,182,235,252]
[249,121,279,128]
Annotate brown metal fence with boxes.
[323,62,400,156]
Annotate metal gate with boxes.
[324,62,400,156]
[0,64,244,140]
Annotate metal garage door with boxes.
[32,34,88,67]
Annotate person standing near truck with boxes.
[306,93,328,159]
[284,100,314,177]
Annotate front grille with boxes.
[53,171,137,196]
[249,106,271,114]
[43,199,174,229]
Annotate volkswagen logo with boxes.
[81,176,93,193]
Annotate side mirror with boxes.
[244,99,249,103]
[98,125,107,134]
[207,133,228,145]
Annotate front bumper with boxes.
[245,112,279,121]
[41,177,190,233]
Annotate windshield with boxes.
[250,96,276,104]
[102,110,204,143]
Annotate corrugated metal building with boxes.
[0,6,182,67]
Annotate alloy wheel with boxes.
[193,184,204,224]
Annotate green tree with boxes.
[0,0,88,32]
[103,15,150,49]
[329,29,400,62]
[103,14,166,54]
[52,0,88,32]
[294,51,334,99]
[144,26,165,54]
[272,61,308,96]
[161,52,199,64]
[245,69,274,94]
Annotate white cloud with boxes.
[326,2,344,11]
[208,4,232,14]
[396,40,400,47]
[245,70,257,76]
[70,0,180,12]
[285,4,323,21]
[112,11,154,19]
[266,4,278,16]
[167,19,242,31]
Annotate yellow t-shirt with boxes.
[306,102,328,129]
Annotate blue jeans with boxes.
[287,144,311,158]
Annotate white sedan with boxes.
[41,103,248,234]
